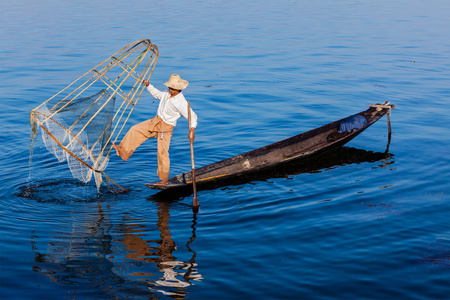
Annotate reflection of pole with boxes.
[385,109,392,154]
[184,212,198,285]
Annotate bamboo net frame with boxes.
[30,39,159,192]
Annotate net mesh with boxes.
[30,39,159,192]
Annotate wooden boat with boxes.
[146,102,395,191]
[147,146,393,200]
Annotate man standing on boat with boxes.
[113,74,198,186]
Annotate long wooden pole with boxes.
[188,101,199,207]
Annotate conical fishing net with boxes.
[30,39,159,192]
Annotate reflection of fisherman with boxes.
[113,74,198,185]
[120,203,176,263]
[119,202,203,295]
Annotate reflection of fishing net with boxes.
[30,40,159,192]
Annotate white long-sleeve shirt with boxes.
[147,84,198,128]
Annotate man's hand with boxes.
[143,79,150,86]
[188,128,195,143]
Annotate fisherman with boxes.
[113,74,198,186]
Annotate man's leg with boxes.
[114,119,157,161]
[155,131,173,184]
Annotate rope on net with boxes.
[30,39,159,193]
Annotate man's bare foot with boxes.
[112,142,120,157]
[154,180,169,186]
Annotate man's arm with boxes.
[143,80,164,99]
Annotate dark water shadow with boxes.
[16,179,122,204]
[149,146,395,200]
[30,201,201,298]
[17,179,99,203]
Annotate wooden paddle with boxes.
[188,101,199,207]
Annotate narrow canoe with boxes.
[146,102,395,191]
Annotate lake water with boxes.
[1,0,449,299]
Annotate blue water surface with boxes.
[1,0,449,299]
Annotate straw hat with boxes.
[163,74,189,90]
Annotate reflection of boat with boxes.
[147,102,395,192]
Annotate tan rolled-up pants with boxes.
[116,116,174,181]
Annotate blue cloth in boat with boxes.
[338,115,367,133]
